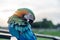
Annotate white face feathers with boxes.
[24,13,34,21]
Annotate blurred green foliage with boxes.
[32,18,54,28]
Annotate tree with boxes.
[41,18,54,28]
[32,18,54,28]
[32,22,41,28]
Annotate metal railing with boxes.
[0,29,60,40]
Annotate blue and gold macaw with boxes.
[8,8,36,40]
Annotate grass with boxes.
[37,37,52,40]
[32,29,60,37]
[0,38,9,40]
[39,31,60,36]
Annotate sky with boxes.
[0,0,60,26]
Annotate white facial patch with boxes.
[24,13,34,21]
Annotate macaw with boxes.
[8,8,36,40]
